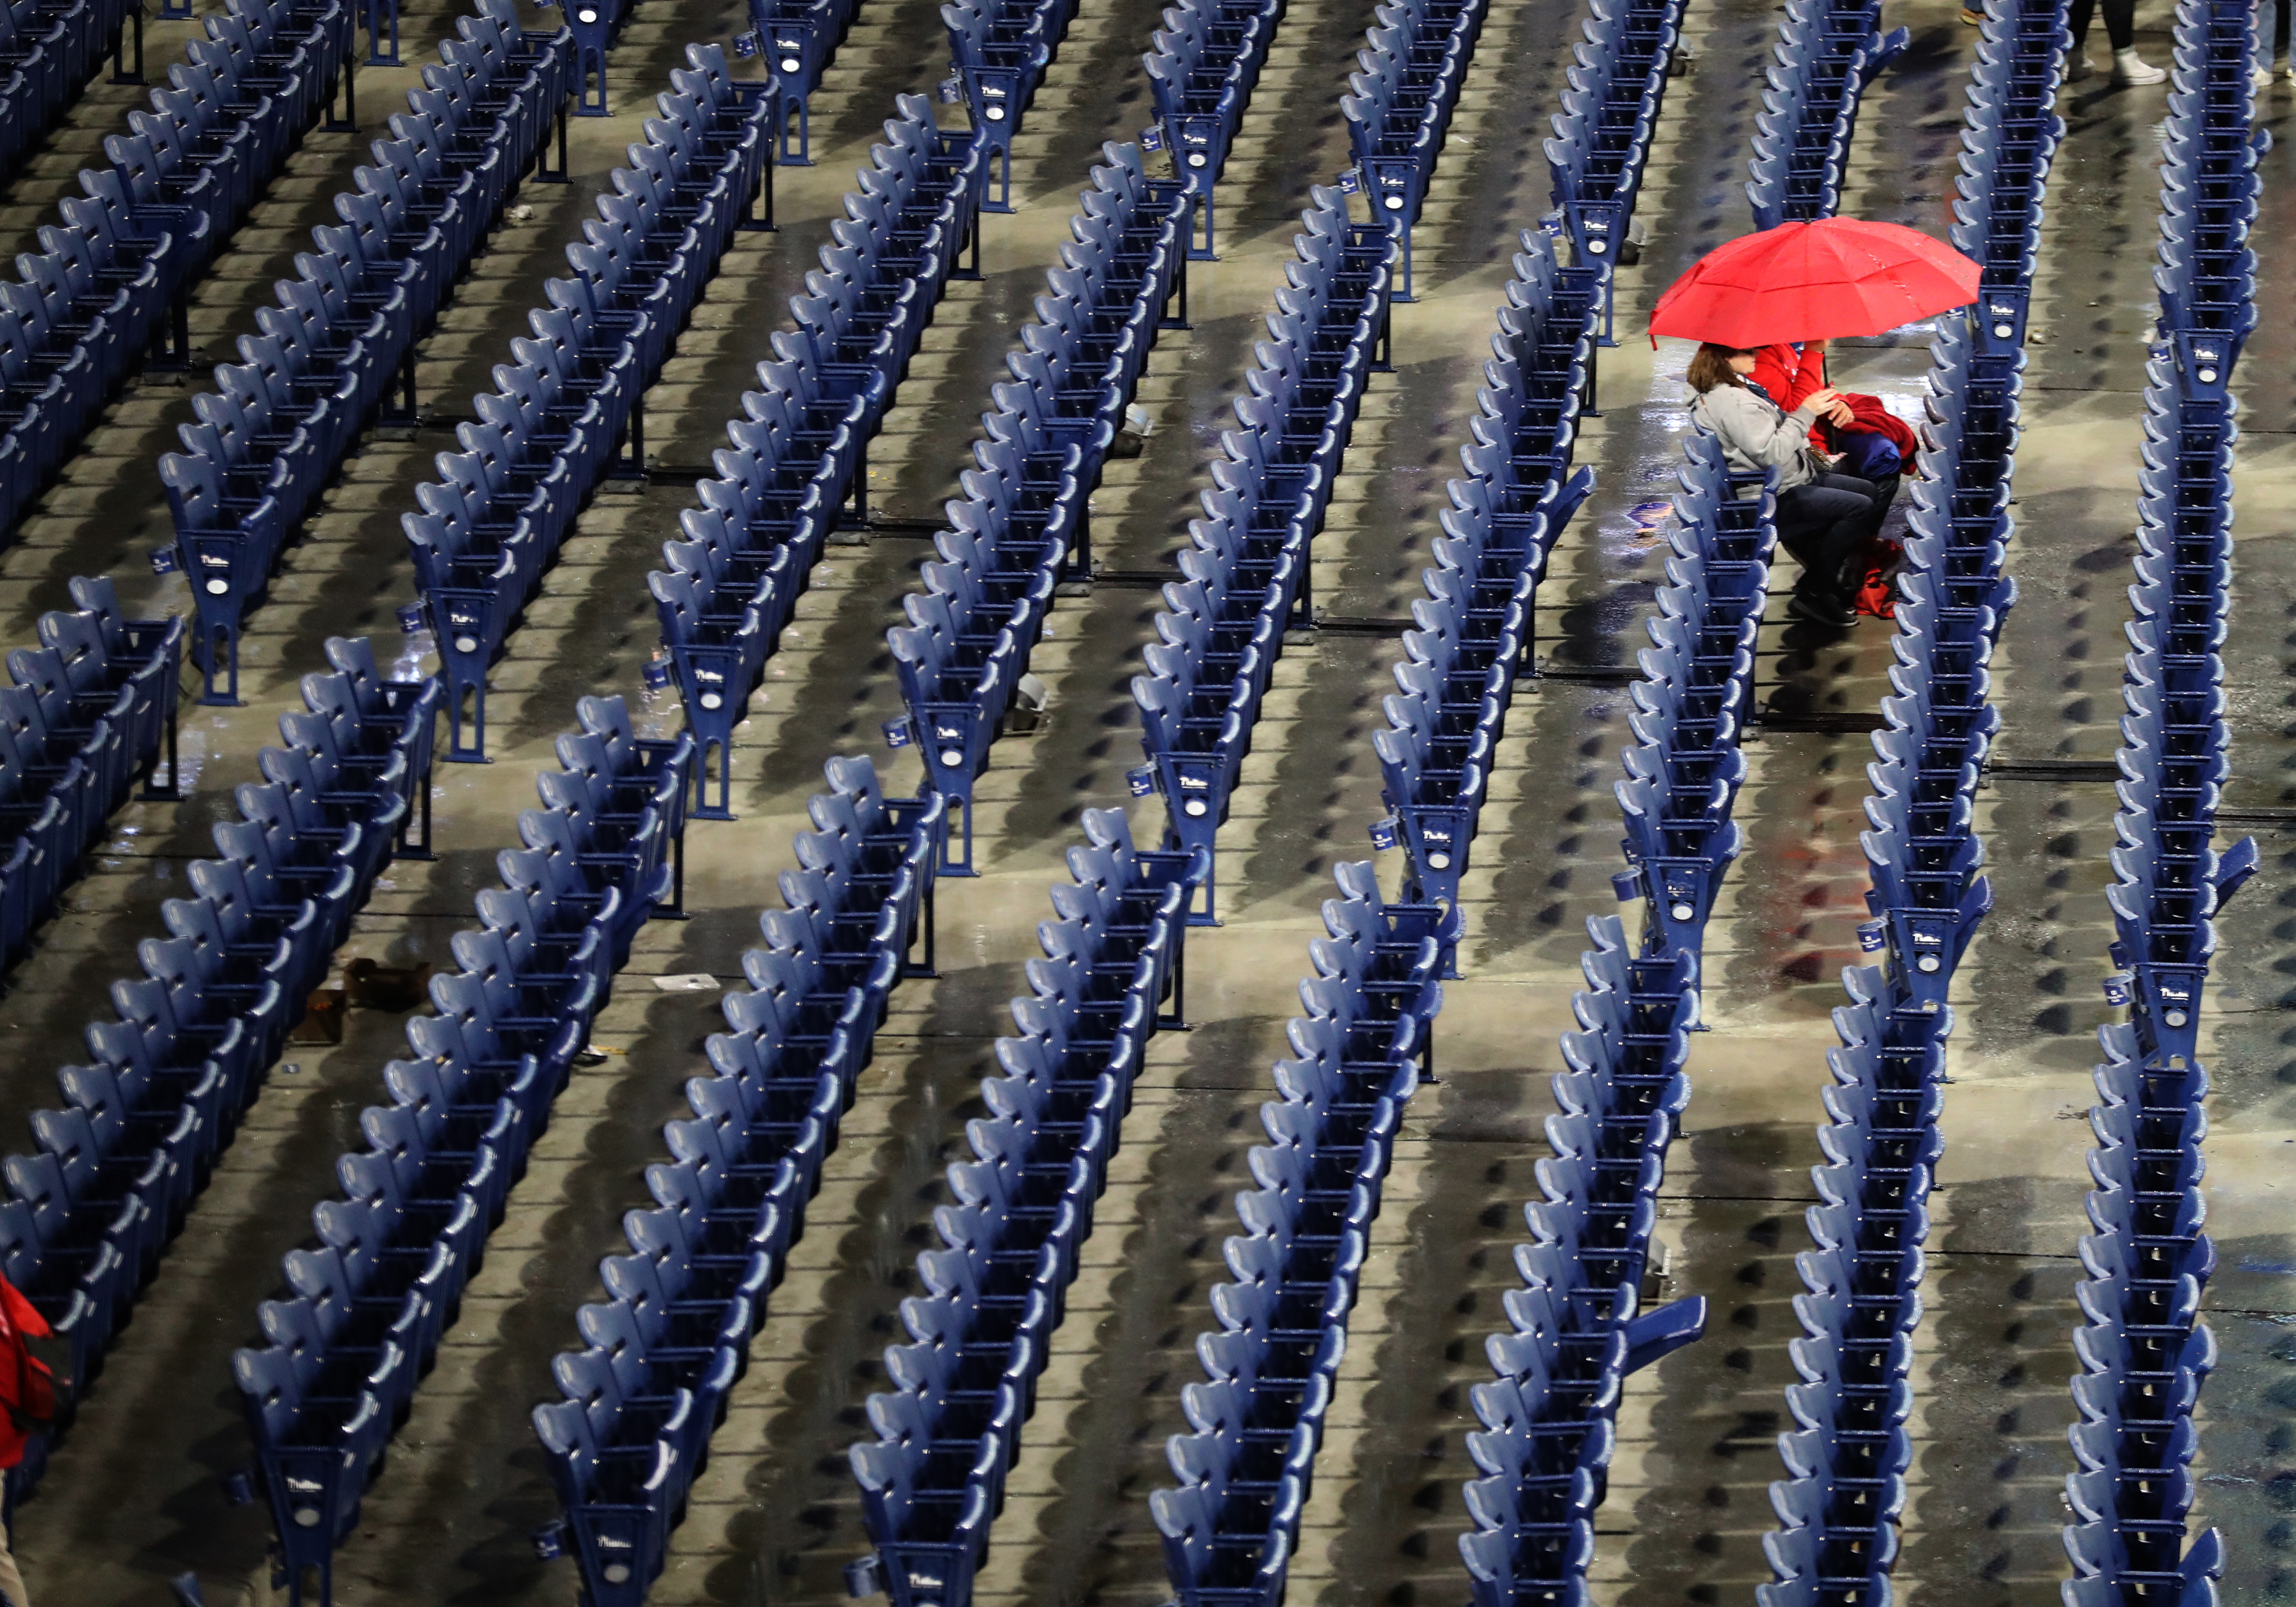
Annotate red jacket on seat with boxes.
[1751,344,1917,464]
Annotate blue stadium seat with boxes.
[1538,0,1688,335]
[1128,188,1395,920]
[880,145,1186,869]
[0,639,432,1518]
[651,96,989,819]
[1416,8,1827,1601]
[1742,0,1907,229]
[1459,921,1707,1607]
[161,0,574,703]
[941,0,1077,210]
[0,578,181,973]
[848,810,1204,1607]
[531,756,941,1605]
[235,696,690,1606]
[2053,6,2255,1599]
[1152,862,1444,1607]
[1143,0,1284,256]
[1719,1,2230,1600]
[1341,0,1492,298]
[744,0,862,163]
[406,46,776,758]
[0,0,143,187]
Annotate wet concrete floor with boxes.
[0,0,2288,1603]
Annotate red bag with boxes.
[1851,537,1903,619]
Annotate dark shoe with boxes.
[1788,591,1858,628]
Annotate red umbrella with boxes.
[1649,218,1981,348]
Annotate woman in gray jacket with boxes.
[1687,341,1890,627]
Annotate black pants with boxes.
[1775,472,1892,598]
[2069,0,2135,51]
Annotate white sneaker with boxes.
[2065,52,2095,81]
[2255,64,2272,87]
[2285,61,2295,82]
[2113,48,2167,85]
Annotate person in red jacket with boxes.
[1751,339,1837,417]
[1752,340,1917,467]
[1751,339,1912,616]
[0,1276,51,1607]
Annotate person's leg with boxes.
[1813,470,1894,534]
[2063,0,2104,76]
[1802,473,1884,592]
[1863,471,1902,527]
[1809,471,1881,514]
[2102,0,2166,78]
[1774,483,1874,599]
[1816,471,1903,606]
[1770,487,1837,573]
[0,1511,31,1607]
